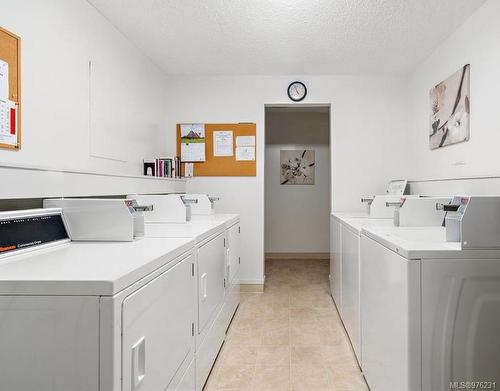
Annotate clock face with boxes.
[287,81,307,102]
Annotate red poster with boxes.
[10,106,16,135]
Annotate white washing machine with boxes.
[129,194,241,391]
[330,214,393,361]
[330,211,367,310]
[361,196,500,391]
[332,196,450,364]
[331,179,410,308]
[0,207,197,391]
[330,206,398,310]
[144,217,240,391]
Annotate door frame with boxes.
[263,103,332,274]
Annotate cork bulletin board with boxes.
[0,26,21,150]
[176,123,256,177]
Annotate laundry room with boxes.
[1,1,500,390]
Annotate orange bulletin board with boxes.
[0,26,21,150]
[177,123,256,176]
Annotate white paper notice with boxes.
[184,162,194,177]
[180,123,206,162]
[213,130,233,156]
[0,99,17,146]
[0,60,8,100]
[236,135,255,147]
[236,146,255,161]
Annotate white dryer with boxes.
[361,196,500,391]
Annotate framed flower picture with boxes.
[280,150,315,185]
[429,64,470,149]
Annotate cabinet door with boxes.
[330,216,342,308]
[341,226,361,361]
[227,223,240,284]
[0,296,99,391]
[122,254,195,391]
[198,233,226,336]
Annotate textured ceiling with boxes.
[88,0,486,75]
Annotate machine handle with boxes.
[131,336,146,389]
[386,201,403,207]
[133,204,153,212]
[361,197,374,204]
[182,198,199,205]
[436,203,460,212]
[201,273,208,301]
[209,196,220,202]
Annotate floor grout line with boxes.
[205,259,367,391]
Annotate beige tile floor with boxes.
[204,259,369,391]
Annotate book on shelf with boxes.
[143,157,182,178]
[143,159,156,176]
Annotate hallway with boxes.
[204,259,369,391]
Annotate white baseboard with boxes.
[239,278,265,285]
[265,252,330,260]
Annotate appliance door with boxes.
[341,225,361,361]
[422,258,500,390]
[330,216,342,309]
[197,232,226,337]
[360,235,420,391]
[122,253,195,391]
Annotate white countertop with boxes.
[339,217,394,234]
[145,221,222,242]
[332,212,394,234]
[0,237,194,296]
[145,214,239,242]
[362,226,500,260]
[191,214,239,228]
[332,211,370,219]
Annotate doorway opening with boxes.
[264,104,331,280]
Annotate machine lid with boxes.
[386,179,408,195]
[0,208,70,258]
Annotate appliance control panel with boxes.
[0,209,69,257]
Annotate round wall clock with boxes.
[287,81,307,102]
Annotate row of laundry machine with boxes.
[330,180,500,391]
[0,193,239,391]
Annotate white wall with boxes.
[0,0,181,196]
[265,110,330,254]
[265,144,330,253]
[166,75,408,283]
[406,0,500,183]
